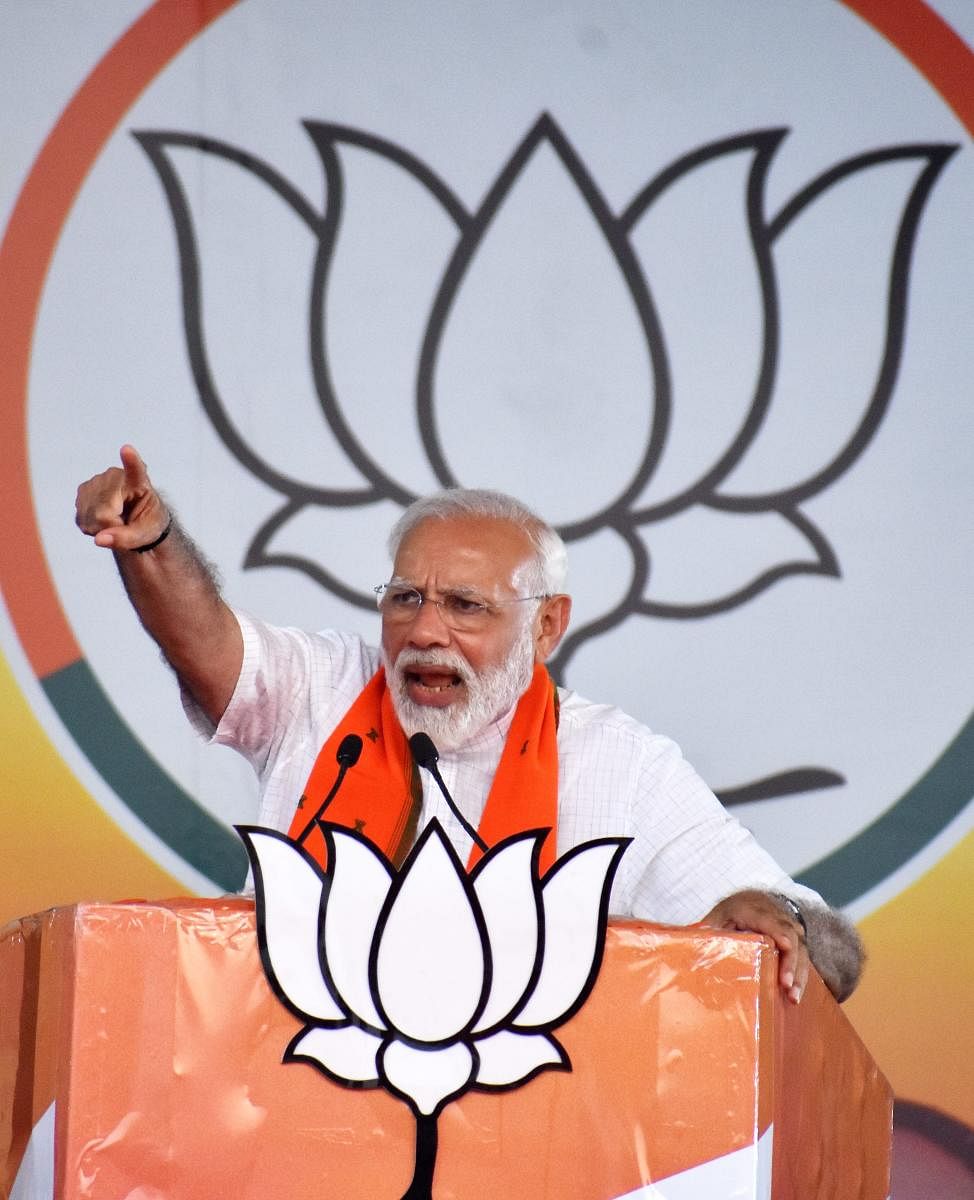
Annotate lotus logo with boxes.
[139,114,952,807]
[240,820,628,1199]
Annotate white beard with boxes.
[383,622,535,751]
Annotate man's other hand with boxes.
[701,889,809,1005]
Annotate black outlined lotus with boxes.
[140,116,954,803]
[240,820,628,1199]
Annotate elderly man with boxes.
[76,445,863,1005]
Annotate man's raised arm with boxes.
[75,444,242,726]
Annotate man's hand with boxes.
[74,444,243,726]
[701,889,809,1005]
[75,444,169,552]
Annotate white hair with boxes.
[387,489,568,595]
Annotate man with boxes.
[76,445,863,1004]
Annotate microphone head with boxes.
[408,732,439,770]
[336,733,363,768]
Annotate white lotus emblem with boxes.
[239,819,628,1199]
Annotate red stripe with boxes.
[841,0,974,137]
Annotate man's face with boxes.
[380,516,552,747]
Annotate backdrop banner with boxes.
[0,0,971,1189]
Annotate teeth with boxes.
[408,672,460,693]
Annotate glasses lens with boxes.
[442,593,490,630]
[375,585,496,630]
[379,586,422,619]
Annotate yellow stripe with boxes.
[0,648,189,926]
[844,827,974,1126]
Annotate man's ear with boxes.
[534,594,572,661]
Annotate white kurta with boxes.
[188,610,823,923]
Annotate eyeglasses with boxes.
[373,584,548,632]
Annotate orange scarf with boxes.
[287,663,560,874]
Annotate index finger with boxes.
[119,443,150,493]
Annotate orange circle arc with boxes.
[0,0,240,679]
[1,0,970,681]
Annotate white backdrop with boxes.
[2,0,972,910]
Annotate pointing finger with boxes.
[119,444,150,494]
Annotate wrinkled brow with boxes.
[387,576,488,599]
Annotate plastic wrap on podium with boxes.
[1,899,891,1199]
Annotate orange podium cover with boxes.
[1,899,891,1200]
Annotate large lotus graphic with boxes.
[140,114,953,804]
[240,820,628,1200]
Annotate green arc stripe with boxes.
[798,708,974,906]
[42,658,248,892]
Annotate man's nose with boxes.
[404,598,452,647]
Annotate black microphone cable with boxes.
[294,733,364,844]
[408,732,488,852]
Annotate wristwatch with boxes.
[772,892,807,939]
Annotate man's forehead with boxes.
[392,515,535,582]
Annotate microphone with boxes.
[408,732,488,852]
[295,733,364,844]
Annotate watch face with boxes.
[774,895,807,936]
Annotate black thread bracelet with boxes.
[133,514,173,553]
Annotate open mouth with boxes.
[404,667,465,705]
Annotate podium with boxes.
[1,900,891,1199]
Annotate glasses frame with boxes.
[373,583,549,630]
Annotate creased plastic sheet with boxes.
[1,901,891,1199]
